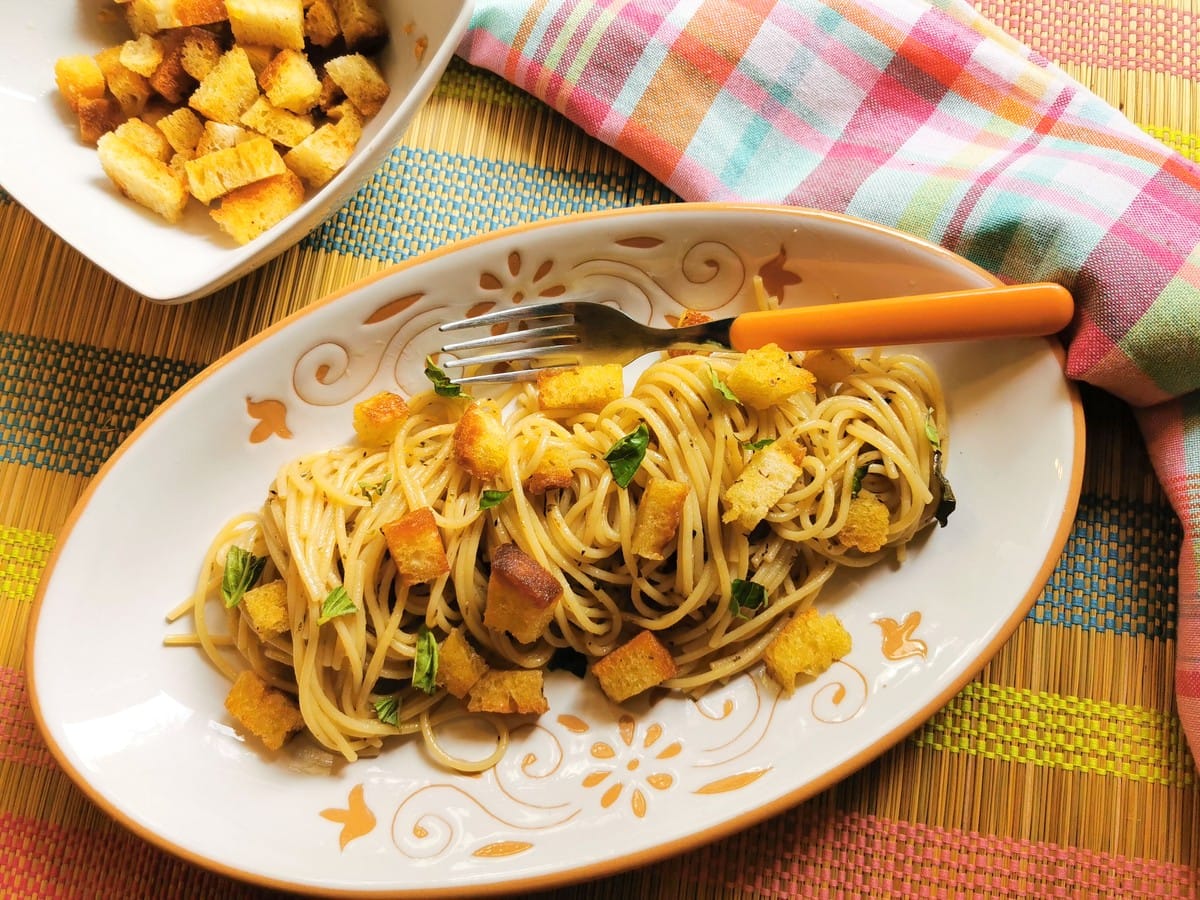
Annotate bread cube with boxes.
[631,478,689,560]
[305,0,341,47]
[156,106,204,153]
[668,308,713,357]
[240,96,314,147]
[352,390,410,444]
[763,609,852,694]
[260,49,322,114]
[96,46,153,117]
[97,132,189,222]
[147,31,194,104]
[179,26,224,80]
[282,122,356,187]
[173,0,229,26]
[802,348,857,385]
[484,543,562,644]
[591,630,678,703]
[381,507,450,585]
[224,670,305,750]
[452,401,508,482]
[194,120,251,156]
[838,493,890,553]
[525,446,572,495]
[114,117,172,161]
[210,170,305,243]
[76,97,126,144]
[721,439,806,531]
[726,344,816,410]
[189,46,260,125]
[226,0,305,51]
[242,579,290,640]
[536,364,623,412]
[55,55,107,113]
[336,0,388,50]
[119,35,164,77]
[436,628,489,699]
[466,669,549,715]
[185,135,286,203]
[127,0,229,31]
[323,53,390,116]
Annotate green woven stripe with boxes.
[0,526,54,605]
[432,56,541,107]
[914,681,1195,786]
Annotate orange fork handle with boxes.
[727,282,1075,351]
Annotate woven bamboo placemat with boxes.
[3,1,1199,896]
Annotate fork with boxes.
[437,282,1074,385]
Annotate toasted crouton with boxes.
[123,0,166,37]
[210,170,305,243]
[632,478,689,560]
[77,97,126,144]
[55,55,108,113]
[381,507,450,585]
[242,579,290,640]
[335,0,389,50]
[239,96,314,147]
[305,0,341,47]
[591,630,678,703]
[224,669,305,750]
[96,46,153,117]
[802,348,857,385]
[352,390,410,445]
[526,446,572,495]
[282,122,356,187]
[114,117,172,161]
[721,439,806,531]
[119,34,164,77]
[452,402,508,481]
[484,543,562,644]
[437,628,489,699]
[726,344,816,410]
[226,0,305,51]
[184,135,286,203]
[194,120,251,155]
[147,30,195,104]
[179,26,224,80]
[189,46,260,124]
[668,308,713,357]
[260,49,322,114]
[466,669,549,715]
[763,609,852,693]
[838,493,890,553]
[536,364,623,413]
[323,53,390,116]
[97,132,189,222]
[156,105,204,152]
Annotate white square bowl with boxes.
[0,0,473,303]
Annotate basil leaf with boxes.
[373,695,400,726]
[425,355,464,398]
[932,449,957,527]
[479,489,512,510]
[412,626,439,694]
[604,423,650,489]
[318,585,357,625]
[742,437,775,452]
[359,475,391,502]
[729,578,768,619]
[221,546,266,608]
[924,407,941,450]
[850,464,868,498]
[708,365,740,403]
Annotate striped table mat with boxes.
[3,1,1199,896]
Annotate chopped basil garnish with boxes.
[708,365,740,403]
[924,407,941,449]
[412,626,438,694]
[318,585,357,624]
[742,437,775,452]
[425,355,465,398]
[932,450,957,527]
[604,423,650,489]
[729,578,768,619]
[373,695,400,726]
[359,475,391,502]
[479,489,512,510]
[851,464,868,498]
[221,546,266,608]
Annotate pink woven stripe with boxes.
[0,667,55,769]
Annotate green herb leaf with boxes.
[479,489,512,510]
[708,365,740,403]
[373,695,400,726]
[221,546,266,608]
[359,475,391,502]
[412,626,439,694]
[742,437,775,452]
[851,464,869,498]
[425,355,464,398]
[604,423,650,489]
[932,449,957,527]
[318,585,357,625]
[729,578,768,619]
[924,407,941,450]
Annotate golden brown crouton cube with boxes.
[282,122,356,187]
[239,96,314,147]
[210,170,306,244]
[119,34,164,77]
[591,630,678,703]
[189,46,260,124]
[632,478,689,560]
[114,117,172,161]
[352,390,410,445]
[184,135,286,203]
[484,543,562,644]
[452,401,508,482]
[721,439,806,531]
[536,364,623,413]
[763,609,852,693]
[525,446,572,495]
[381,507,450,585]
[260,49,322,114]
[147,31,194,104]
[242,579,290,640]
[323,53,390,116]
[96,46,153,117]
[436,628,489,699]
[802,348,857,385]
[55,55,108,113]
[156,105,204,153]
[76,97,126,144]
[668,308,713,357]
[173,0,229,26]
[224,669,306,750]
[466,669,549,715]
[227,0,305,51]
[305,0,341,46]
[726,344,816,410]
[97,132,189,222]
[194,120,251,156]
[179,26,224,80]
[335,0,389,50]
[838,493,890,553]
[123,0,166,37]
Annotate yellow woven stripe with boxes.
[0,525,54,606]
[1139,124,1200,162]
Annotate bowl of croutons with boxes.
[0,0,473,303]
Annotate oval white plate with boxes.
[28,204,1083,896]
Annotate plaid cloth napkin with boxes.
[458,0,1200,760]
